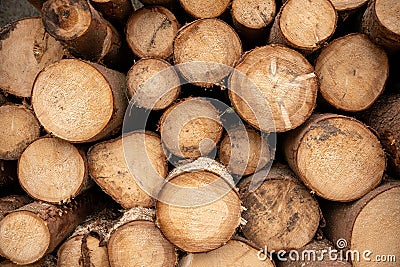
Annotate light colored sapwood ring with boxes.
[375,0,400,35]
[329,0,368,11]
[179,0,230,19]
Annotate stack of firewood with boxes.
[0,0,399,266]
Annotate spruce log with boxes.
[0,255,56,267]
[315,33,389,112]
[179,0,230,19]
[159,97,223,159]
[229,45,318,133]
[127,58,180,110]
[0,160,17,189]
[268,0,337,54]
[173,19,242,87]
[126,6,179,59]
[361,0,400,53]
[364,94,400,176]
[239,164,320,251]
[90,0,134,25]
[231,0,276,39]
[107,208,177,267]
[0,18,64,97]
[322,180,400,267]
[218,126,271,176]
[276,239,352,266]
[0,195,32,221]
[329,0,368,12]
[283,113,386,202]
[88,132,167,209]
[42,0,125,67]
[139,0,176,6]
[18,137,91,204]
[156,158,241,252]
[32,59,128,143]
[179,239,275,267]
[0,105,40,160]
[57,235,110,267]
[0,190,104,265]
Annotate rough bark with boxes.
[0,195,32,221]
[363,94,400,176]
[361,0,400,53]
[42,0,127,67]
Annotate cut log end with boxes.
[18,137,88,204]
[350,186,400,265]
[156,167,241,252]
[239,164,320,251]
[32,59,126,143]
[179,239,275,267]
[179,0,230,19]
[126,6,179,59]
[42,0,92,41]
[0,105,40,160]
[108,220,177,267]
[315,33,388,112]
[375,0,400,35]
[329,0,368,11]
[57,235,110,267]
[229,45,318,132]
[218,126,271,176]
[160,98,223,159]
[0,211,50,265]
[127,58,180,110]
[285,114,386,202]
[173,19,242,87]
[269,0,337,52]
[231,0,276,30]
[88,132,167,208]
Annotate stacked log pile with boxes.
[0,0,399,266]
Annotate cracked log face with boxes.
[239,164,320,251]
[57,235,110,267]
[126,6,179,59]
[315,33,389,112]
[284,114,386,202]
[229,45,318,133]
[0,18,64,97]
